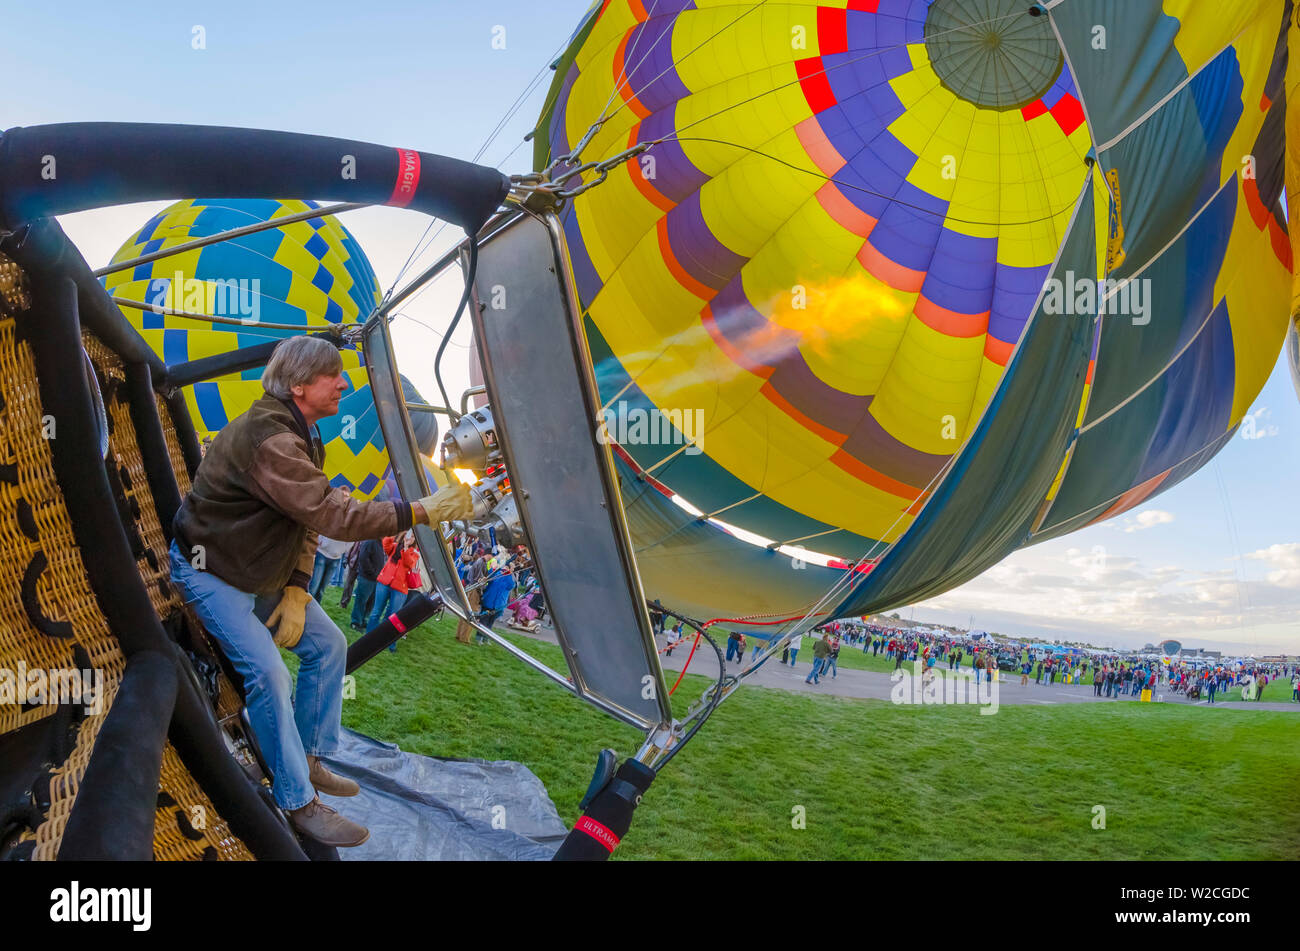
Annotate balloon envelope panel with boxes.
[539,0,1293,622]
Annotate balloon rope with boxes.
[109,295,336,333]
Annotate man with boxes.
[169,336,472,847]
[648,599,666,636]
[455,552,486,645]
[805,634,832,685]
[308,534,350,602]
[348,537,386,632]
[338,541,360,610]
[477,561,515,643]
[665,622,682,657]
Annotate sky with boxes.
[6,0,1300,656]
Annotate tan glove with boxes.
[416,482,473,523]
[266,585,312,649]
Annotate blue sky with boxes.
[8,0,1299,655]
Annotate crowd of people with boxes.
[306,528,546,652]
[702,617,1299,703]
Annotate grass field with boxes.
[304,591,1300,860]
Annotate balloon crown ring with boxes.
[925,0,1064,110]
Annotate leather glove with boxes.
[266,585,312,649]
[416,482,473,523]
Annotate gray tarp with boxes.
[320,728,568,861]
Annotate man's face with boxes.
[294,371,347,420]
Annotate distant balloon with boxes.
[104,198,437,498]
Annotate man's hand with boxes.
[266,585,312,648]
[414,482,473,524]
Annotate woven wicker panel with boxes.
[0,252,32,314]
[82,333,182,620]
[153,741,255,861]
[27,669,120,859]
[0,319,123,735]
[0,311,252,860]
[28,676,253,861]
[157,393,193,497]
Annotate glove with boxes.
[416,482,473,523]
[266,585,312,649]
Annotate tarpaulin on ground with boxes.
[319,728,568,861]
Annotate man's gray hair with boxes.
[262,336,343,400]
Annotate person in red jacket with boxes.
[367,532,419,640]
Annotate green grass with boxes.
[296,589,1300,860]
[1211,674,1299,704]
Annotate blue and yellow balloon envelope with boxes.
[104,198,435,500]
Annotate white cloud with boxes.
[1239,406,1279,440]
[1245,543,1300,588]
[909,539,1300,653]
[1122,509,1175,532]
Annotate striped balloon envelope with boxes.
[536,0,1295,625]
[103,199,437,499]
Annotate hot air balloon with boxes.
[101,199,439,499]
[535,0,1295,625]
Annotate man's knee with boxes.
[305,618,348,665]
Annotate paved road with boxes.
[503,621,1299,712]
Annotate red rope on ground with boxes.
[667,631,702,696]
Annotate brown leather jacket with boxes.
[173,393,412,595]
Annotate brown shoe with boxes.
[289,798,369,847]
[307,755,360,797]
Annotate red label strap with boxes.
[574,815,620,853]
[389,148,421,207]
[390,614,407,634]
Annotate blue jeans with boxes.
[367,582,406,631]
[826,655,838,677]
[169,540,344,812]
[308,554,341,602]
[350,576,377,628]
[789,649,798,667]
[805,657,826,683]
[478,609,502,643]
